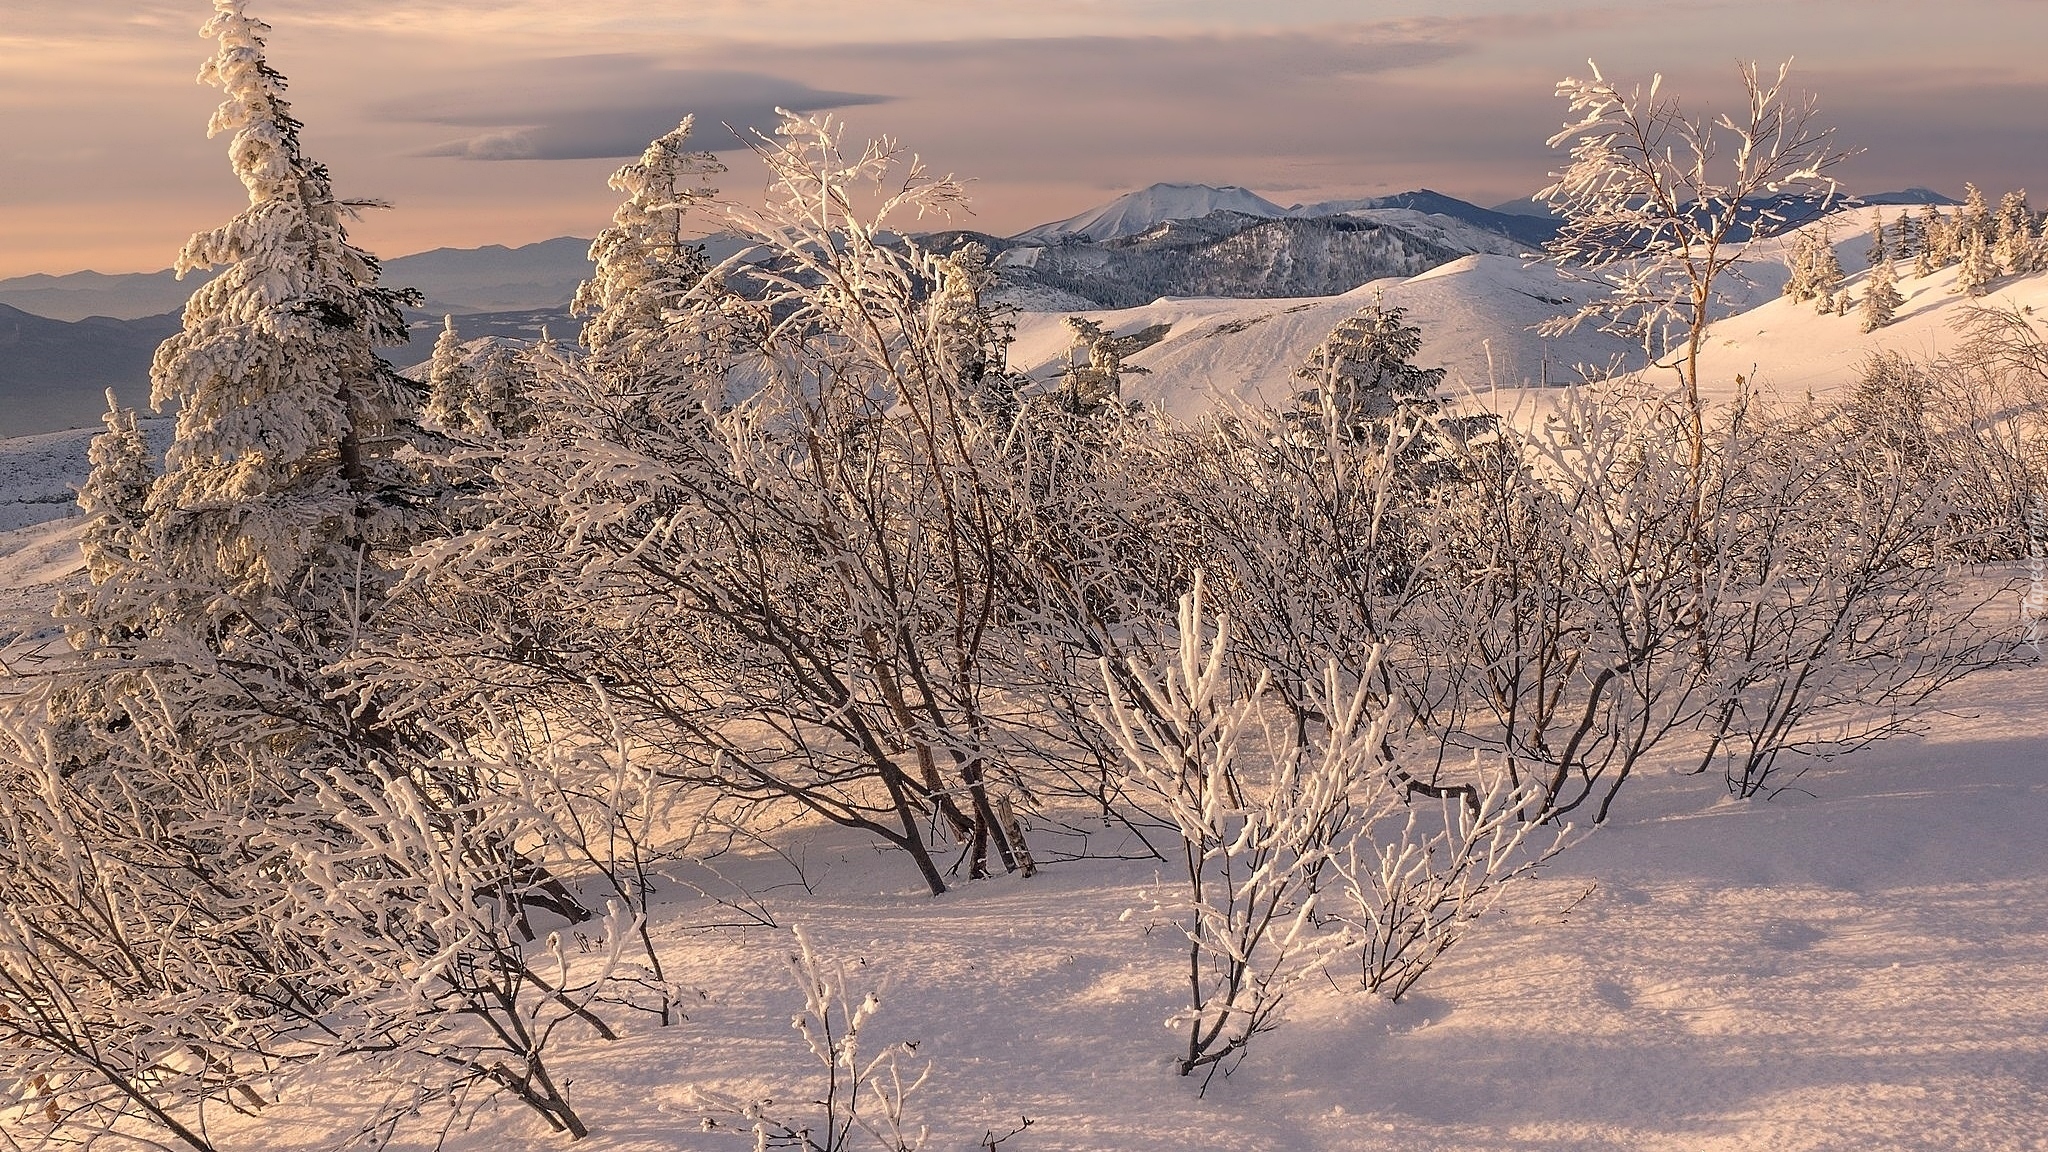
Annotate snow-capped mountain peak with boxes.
[1013,182,1288,244]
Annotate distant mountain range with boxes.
[0,302,573,438]
[0,183,1970,435]
[928,183,1562,309]
[0,237,599,323]
[1013,182,1562,249]
[0,305,182,439]
[929,211,1471,310]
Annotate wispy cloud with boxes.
[388,58,886,160]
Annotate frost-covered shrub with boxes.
[258,762,640,1140]
[1335,766,1565,1001]
[376,113,1078,897]
[1099,578,1381,1084]
[691,926,980,1152]
[1098,577,1572,1081]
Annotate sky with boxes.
[4,0,2047,278]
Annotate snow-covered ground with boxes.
[76,644,2035,1152]
[0,418,172,533]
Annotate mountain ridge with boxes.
[1013,183,1290,245]
[0,236,600,322]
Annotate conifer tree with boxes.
[1894,210,1920,261]
[424,313,473,430]
[465,343,540,437]
[572,116,724,395]
[1956,227,1997,296]
[1808,226,1845,312]
[1293,302,1445,434]
[1993,189,2035,274]
[928,242,1010,403]
[75,391,155,588]
[1959,182,1993,248]
[1056,316,1147,412]
[1866,215,1887,268]
[1859,248,1902,332]
[1918,204,1950,273]
[143,0,421,620]
[1784,231,1821,302]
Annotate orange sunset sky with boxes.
[4,0,2045,278]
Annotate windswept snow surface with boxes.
[110,653,2047,1152]
[0,518,79,660]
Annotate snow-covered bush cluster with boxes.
[0,8,2034,1149]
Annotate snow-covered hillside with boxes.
[1002,204,2048,417]
[0,418,171,533]
[1006,256,1642,418]
[1686,205,2048,400]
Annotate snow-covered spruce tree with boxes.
[1894,210,1920,262]
[572,115,724,398]
[1807,225,1845,313]
[1055,316,1147,413]
[427,336,540,441]
[1993,189,2035,275]
[143,4,421,617]
[44,394,158,760]
[1860,247,1903,332]
[75,391,155,588]
[1957,182,1993,251]
[1956,227,1997,297]
[1290,300,1444,438]
[1915,205,1945,277]
[424,313,473,429]
[1866,214,1888,269]
[1783,230,1821,303]
[928,242,1011,405]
